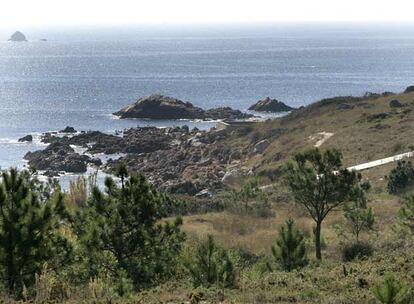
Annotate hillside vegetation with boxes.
[0,89,414,304]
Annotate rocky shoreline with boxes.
[23,124,254,195]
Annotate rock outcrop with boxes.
[28,126,247,195]
[8,31,27,42]
[114,95,253,120]
[18,135,33,142]
[253,139,270,154]
[248,97,294,112]
[404,86,414,93]
[60,126,77,133]
[24,142,101,173]
[389,99,403,108]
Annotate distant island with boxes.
[8,31,27,42]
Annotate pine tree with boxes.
[285,148,366,260]
[185,235,235,288]
[268,218,308,272]
[78,173,185,289]
[0,168,72,297]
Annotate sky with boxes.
[1,0,414,27]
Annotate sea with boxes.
[1,23,414,187]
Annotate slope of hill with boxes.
[227,89,414,186]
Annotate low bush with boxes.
[387,160,414,194]
[184,235,236,288]
[341,241,373,262]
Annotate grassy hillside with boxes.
[228,90,414,188]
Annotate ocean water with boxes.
[1,23,414,176]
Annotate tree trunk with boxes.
[315,221,322,261]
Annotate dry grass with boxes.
[228,91,414,185]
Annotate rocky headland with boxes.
[114,94,253,120]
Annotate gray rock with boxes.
[253,139,270,154]
[195,189,213,198]
[389,99,403,108]
[8,31,27,42]
[404,86,414,93]
[60,126,77,133]
[222,168,247,185]
[248,97,294,112]
[18,135,33,142]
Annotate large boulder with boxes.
[253,139,270,154]
[404,86,414,93]
[389,99,403,108]
[114,95,205,119]
[248,97,294,112]
[8,31,27,42]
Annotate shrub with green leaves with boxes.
[226,178,273,218]
[387,160,414,194]
[341,241,373,262]
[0,169,72,297]
[398,195,414,234]
[268,218,308,272]
[77,171,185,290]
[372,274,409,304]
[343,203,375,242]
[185,235,236,288]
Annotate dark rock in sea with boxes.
[24,142,95,173]
[204,107,253,120]
[114,94,205,119]
[40,39,47,42]
[248,97,294,112]
[114,94,253,120]
[404,86,414,93]
[18,135,33,142]
[389,99,404,108]
[60,126,77,133]
[8,31,27,42]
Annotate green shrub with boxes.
[372,274,409,304]
[341,241,373,262]
[0,169,73,298]
[185,235,236,288]
[387,161,414,194]
[398,195,414,234]
[76,172,185,290]
[268,218,308,272]
[226,178,273,218]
